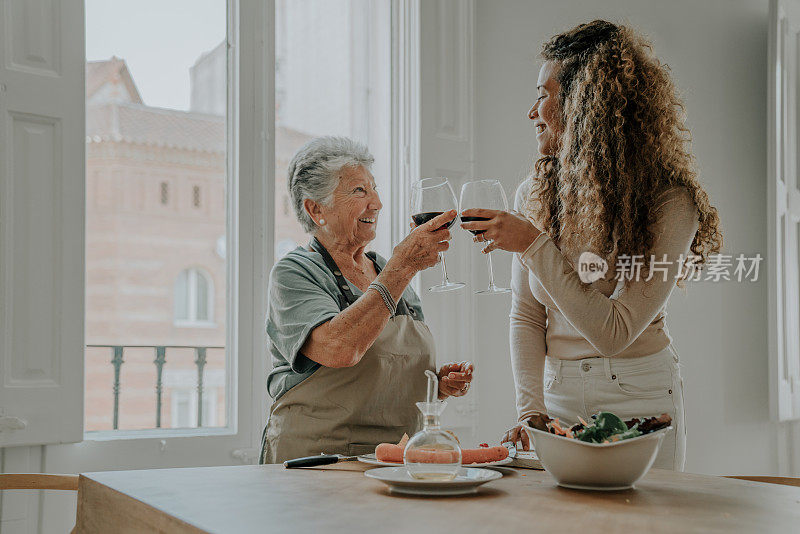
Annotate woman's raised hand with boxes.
[437,361,474,399]
[460,209,542,254]
[389,210,456,275]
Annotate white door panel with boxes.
[769,0,800,421]
[417,0,480,443]
[0,0,85,447]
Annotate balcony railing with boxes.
[86,344,224,430]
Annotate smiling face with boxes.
[528,60,563,156]
[307,165,382,248]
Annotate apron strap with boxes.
[309,237,415,317]
[310,237,357,308]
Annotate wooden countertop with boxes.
[75,463,800,533]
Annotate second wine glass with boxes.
[460,179,511,294]
[410,177,465,292]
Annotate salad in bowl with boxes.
[523,411,673,491]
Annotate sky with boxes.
[85,0,226,111]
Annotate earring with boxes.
[318,218,326,226]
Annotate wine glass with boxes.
[410,177,465,292]
[460,179,511,294]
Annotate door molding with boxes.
[415,0,478,443]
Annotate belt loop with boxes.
[603,358,613,381]
[555,358,563,383]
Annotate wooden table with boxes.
[75,463,800,533]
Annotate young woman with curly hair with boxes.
[460,20,722,470]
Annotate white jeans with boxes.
[543,345,686,471]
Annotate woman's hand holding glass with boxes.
[386,210,457,277]
[460,180,512,294]
[460,209,543,254]
[411,177,465,292]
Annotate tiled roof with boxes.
[87,103,225,153]
[86,56,315,156]
[86,57,143,104]
[87,102,314,156]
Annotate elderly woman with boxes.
[261,136,474,463]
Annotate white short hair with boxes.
[287,136,375,233]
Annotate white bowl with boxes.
[523,425,671,490]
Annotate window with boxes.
[192,185,201,208]
[174,268,214,325]
[79,0,394,442]
[273,0,392,259]
[160,181,169,204]
[85,0,228,433]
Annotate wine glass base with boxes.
[475,287,511,294]
[428,282,466,292]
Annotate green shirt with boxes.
[266,247,425,400]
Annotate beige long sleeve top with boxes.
[509,180,700,421]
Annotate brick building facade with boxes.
[85,57,310,431]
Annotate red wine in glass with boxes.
[410,177,465,292]
[459,180,511,294]
[412,212,457,230]
[459,216,490,235]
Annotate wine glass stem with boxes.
[486,251,496,290]
[440,252,450,284]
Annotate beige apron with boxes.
[260,240,436,464]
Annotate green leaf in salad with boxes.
[608,426,642,442]
[575,412,634,443]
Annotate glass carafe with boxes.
[404,401,462,480]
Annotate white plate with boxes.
[364,467,503,496]
[357,453,513,468]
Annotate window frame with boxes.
[76,0,272,457]
[74,0,413,459]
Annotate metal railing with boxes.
[86,345,224,430]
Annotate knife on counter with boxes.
[502,441,543,469]
[502,441,518,459]
[284,454,359,468]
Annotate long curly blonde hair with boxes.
[527,20,722,281]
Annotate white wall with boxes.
[472,0,799,475]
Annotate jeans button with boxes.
[581,362,591,372]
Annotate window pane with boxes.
[171,390,192,428]
[85,0,228,432]
[174,270,189,321]
[274,0,392,259]
[196,270,210,321]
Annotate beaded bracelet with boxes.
[368,281,397,316]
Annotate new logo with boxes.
[578,251,608,283]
